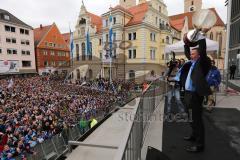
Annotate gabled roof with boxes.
[0,8,32,29]
[111,5,133,16]
[87,12,102,33]
[33,25,52,46]
[169,8,225,31]
[126,2,149,26]
[62,33,70,44]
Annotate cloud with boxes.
[0,0,227,33]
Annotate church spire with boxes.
[184,0,202,12]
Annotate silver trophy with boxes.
[185,9,217,44]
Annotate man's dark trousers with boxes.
[184,91,205,146]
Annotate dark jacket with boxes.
[181,39,212,96]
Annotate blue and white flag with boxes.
[108,11,113,58]
[85,25,91,55]
[70,30,74,63]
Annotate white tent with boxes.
[165,38,219,55]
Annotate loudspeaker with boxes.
[146,146,170,160]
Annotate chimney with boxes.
[40,24,43,29]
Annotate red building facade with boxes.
[34,23,70,75]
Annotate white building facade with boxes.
[0,9,36,75]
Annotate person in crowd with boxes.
[206,60,221,111]
[230,63,237,80]
[0,75,134,159]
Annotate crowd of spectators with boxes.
[0,75,134,159]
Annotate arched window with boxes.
[77,69,80,79]
[81,42,86,60]
[129,70,135,81]
[166,36,170,44]
[88,69,93,79]
[218,32,223,57]
[210,32,213,40]
[76,44,80,61]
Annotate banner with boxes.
[0,60,19,73]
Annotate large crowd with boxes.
[0,75,135,159]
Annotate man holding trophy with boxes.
[179,9,217,152]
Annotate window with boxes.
[99,39,102,45]
[22,50,26,55]
[100,52,102,59]
[150,33,156,41]
[6,38,11,43]
[51,61,55,66]
[20,28,29,35]
[128,49,136,59]
[128,32,136,40]
[26,40,30,45]
[166,36,170,44]
[11,27,15,32]
[51,51,55,56]
[7,49,11,54]
[5,26,10,32]
[113,32,117,41]
[49,43,53,47]
[113,17,116,24]
[106,34,109,42]
[150,49,156,60]
[105,19,108,27]
[22,50,30,55]
[20,29,25,34]
[159,6,162,13]
[77,69,81,79]
[76,44,80,61]
[44,61,49,67]
[6,38,16,44]
[25,30,29,35]
[190,7,194,12]
[128,33,132,40]
[45,42,48,46]
[82,43,86,60]
[12,38,16,44]
[192,1,194,5]
[7,49,17,55]
[133,32,136,40]
[12,49,17,54]
[4,15,10,20]
[0,48,2,54]
[43,50,48,55]
[22,61,31,67]
[156,17,158,25]
[129,70,135,81]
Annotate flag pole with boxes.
[109,5,113,83]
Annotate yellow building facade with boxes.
[72,0,175,82]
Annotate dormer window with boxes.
[4,14,10,20]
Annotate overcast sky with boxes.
[1,0,227,33]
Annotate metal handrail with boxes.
[114,79,167,160]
